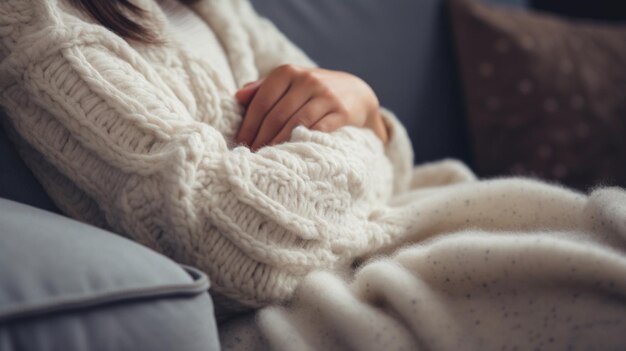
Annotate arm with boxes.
[0,0,393,310]
[232,0,415,193]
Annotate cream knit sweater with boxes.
[0,0,422,314]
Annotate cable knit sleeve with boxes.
[232,0,415,193]
[0,0,394,313]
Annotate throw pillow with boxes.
[449,0,626,190]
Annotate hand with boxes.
[235,64,389,150]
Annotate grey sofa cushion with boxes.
[0,199,220,351]
[250,0,526,164]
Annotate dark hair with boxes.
[69,0,198,43]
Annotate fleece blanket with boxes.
[220,179,626,350]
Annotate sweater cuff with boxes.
[379,107,414,194]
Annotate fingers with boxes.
[268,98,334,147]
[310,112,346,133]
[235,65,364,150]
[235,80,263,106]
[236,73,291,145]
[250,83,314,150]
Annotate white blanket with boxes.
[220,180,626,350]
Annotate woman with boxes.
[0,0,421,315]
[2,0,626,349]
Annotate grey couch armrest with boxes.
[0,199,220,351]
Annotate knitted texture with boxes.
[221,183,626,350]
[0,0,416,316]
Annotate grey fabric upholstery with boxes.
[250,0,526,164]
[0,199,220,351]
[0,119,59,213]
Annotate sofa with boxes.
[6,0,612,349]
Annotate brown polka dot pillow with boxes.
[449,0,626,190]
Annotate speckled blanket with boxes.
[220,180,626,350]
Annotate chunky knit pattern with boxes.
[221,184,626,350]
[0,0,417,315]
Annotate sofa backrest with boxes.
[250,0,525,164]
[0,118,60,213]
